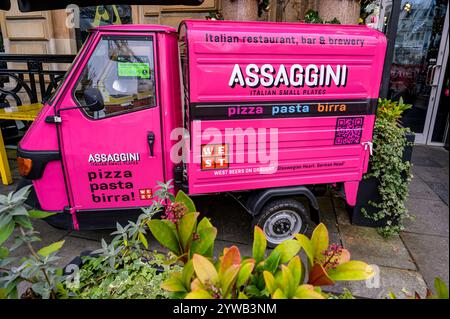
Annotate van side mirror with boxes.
[83,88,104,112]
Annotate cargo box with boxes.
[180,20,387,204]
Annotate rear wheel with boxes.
[253,198,310,247]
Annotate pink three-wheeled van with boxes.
[17,20,386,246]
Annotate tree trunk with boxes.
[221,0,259,21]
[318,0,361,24]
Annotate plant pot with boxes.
[347,131,415,227]
[221,0,259,21]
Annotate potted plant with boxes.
[347,98,415,237]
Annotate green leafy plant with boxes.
[1,182,376,299]
[0,181,190,299]
[206,11,224,20]
[67,250,181,299]
[0,186,67,299]
[258,0,270,17]
[62,181,187,298]
[162,247,255,299]
[148,191,217,263]
[162,222,374,299]
[377,97,412,122]
[361,98,414,237]
[304,9,341,24]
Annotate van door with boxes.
[58,34,163,212]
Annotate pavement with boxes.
[1,145,448,299]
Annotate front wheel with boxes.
[253,198,310,248]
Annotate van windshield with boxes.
[73,35,156,119]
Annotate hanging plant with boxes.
[206,11,224,20]
[258,0,270,17]
[303,9,341,24]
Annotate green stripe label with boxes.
[118,62,150,79]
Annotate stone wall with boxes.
[0,0,222,55]
[0,0,361,56]
[0,0,76,55]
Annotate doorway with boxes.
[388,0,449,145]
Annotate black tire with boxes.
[253,198,310,248]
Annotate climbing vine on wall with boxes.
[303,9,341,24]
[258,0,271,17]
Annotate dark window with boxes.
[76,5,132,49]
[74,36,156,119]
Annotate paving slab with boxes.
[339,224,416,270]
[407,176,443,202]
[404,198,449,236]
[400,232,449,289]
[425,182,449,205]
[58,236,104,268]
[332,196,351,226]
[411,154,444,168]
[412,146,449,168]
[68,229,114,242]
[317,196,339,234]
[326,266,428,299]
[0,180,17,195]
[194,195,253,245]
[328,231,342,246]
[412,165,449,187]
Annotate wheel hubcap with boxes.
[263,210,302,245]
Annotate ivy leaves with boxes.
[363,99,414,237]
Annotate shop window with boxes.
[76,5,132,49]
[74,36,156,119]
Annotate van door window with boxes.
[74,36,156,119]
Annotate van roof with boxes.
[92,19,384,37]
[181,19,385,38]
[92,24,177,33]
[180,19,386,104]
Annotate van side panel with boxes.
[19,105,59,151]
[33,161,68,211]
[184,20,386,103]
[182,20,386,196]
[188,115,375,194]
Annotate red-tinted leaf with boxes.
[307,263,334,286]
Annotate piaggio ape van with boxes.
[17,20,386,245]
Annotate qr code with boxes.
[334,117,364,145]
